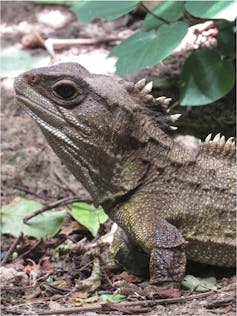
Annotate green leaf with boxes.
[0,197,66,239]
[0,47,50,78]
[71,203,108,237]
[71,0,141,23]
[110,21,188,76]
[217,20,236,56]
[185,1,237,21]
[142,1,185,31]
[180,49,235,106]
[182,275,218,292]
[100,294,127,303]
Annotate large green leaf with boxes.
[142,1,185,31]
[180,49,235,106]
[185,1,237,21]
[71,202,108,237]
[1,197,66,239]
[71,0,141,23]
[217,20,236,56]
[110,21,188,76]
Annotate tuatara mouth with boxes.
[16,93,64,124]
[15,86,81,157]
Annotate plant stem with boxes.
[141,3,169,25]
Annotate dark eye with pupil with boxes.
[54,84,77,99]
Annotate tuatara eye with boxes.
[52,80,78,100]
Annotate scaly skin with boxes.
[14,63,236,287]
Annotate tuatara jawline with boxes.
[14,62,236,287]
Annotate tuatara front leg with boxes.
[149,221,187,286]
[108,201,187,287]
[111,225,150,277]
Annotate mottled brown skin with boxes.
[14,63,236,287]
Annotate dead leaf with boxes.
[155,287,181,299]
[24,260,39,275]
[71,291,89,300]
[60,220,83,236]
[40,259,53,271]
[74,294,99,306]
[223,304,233,314]
[112,271,142,283]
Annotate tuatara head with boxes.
[14,62,175,205]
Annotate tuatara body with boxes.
[14,63,236,287]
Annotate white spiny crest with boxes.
[170,114,182,123]
[213,133,221,142]
[219,135,225,145]
[226,137,235,145]
[143,81,153,93]
[131,79,181,131]
[143,94,154,103]
[204,133,212,143]
[156,96,167,103]
[155,96,172,108]
[134,78,146,90]
[162,98,172,106]
[203,133,235,148]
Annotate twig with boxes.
[38,291,214,315]
[13,184,43,199]
[23,196,92,223]
[15,239,43,261]
[140,3,169,24]
[32,29,46,46]
[205,295,235,309]
[0,232,24,265]
[44,36,122,58]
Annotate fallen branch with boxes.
[21,30,123,58]
[205,295,235,309]
[38,291,214,315]
[13,184,43,199]
[44,36,122,57]
[23,196,92,223]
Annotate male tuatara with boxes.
[14,63,236,287]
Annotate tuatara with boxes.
[14,63,236,287]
